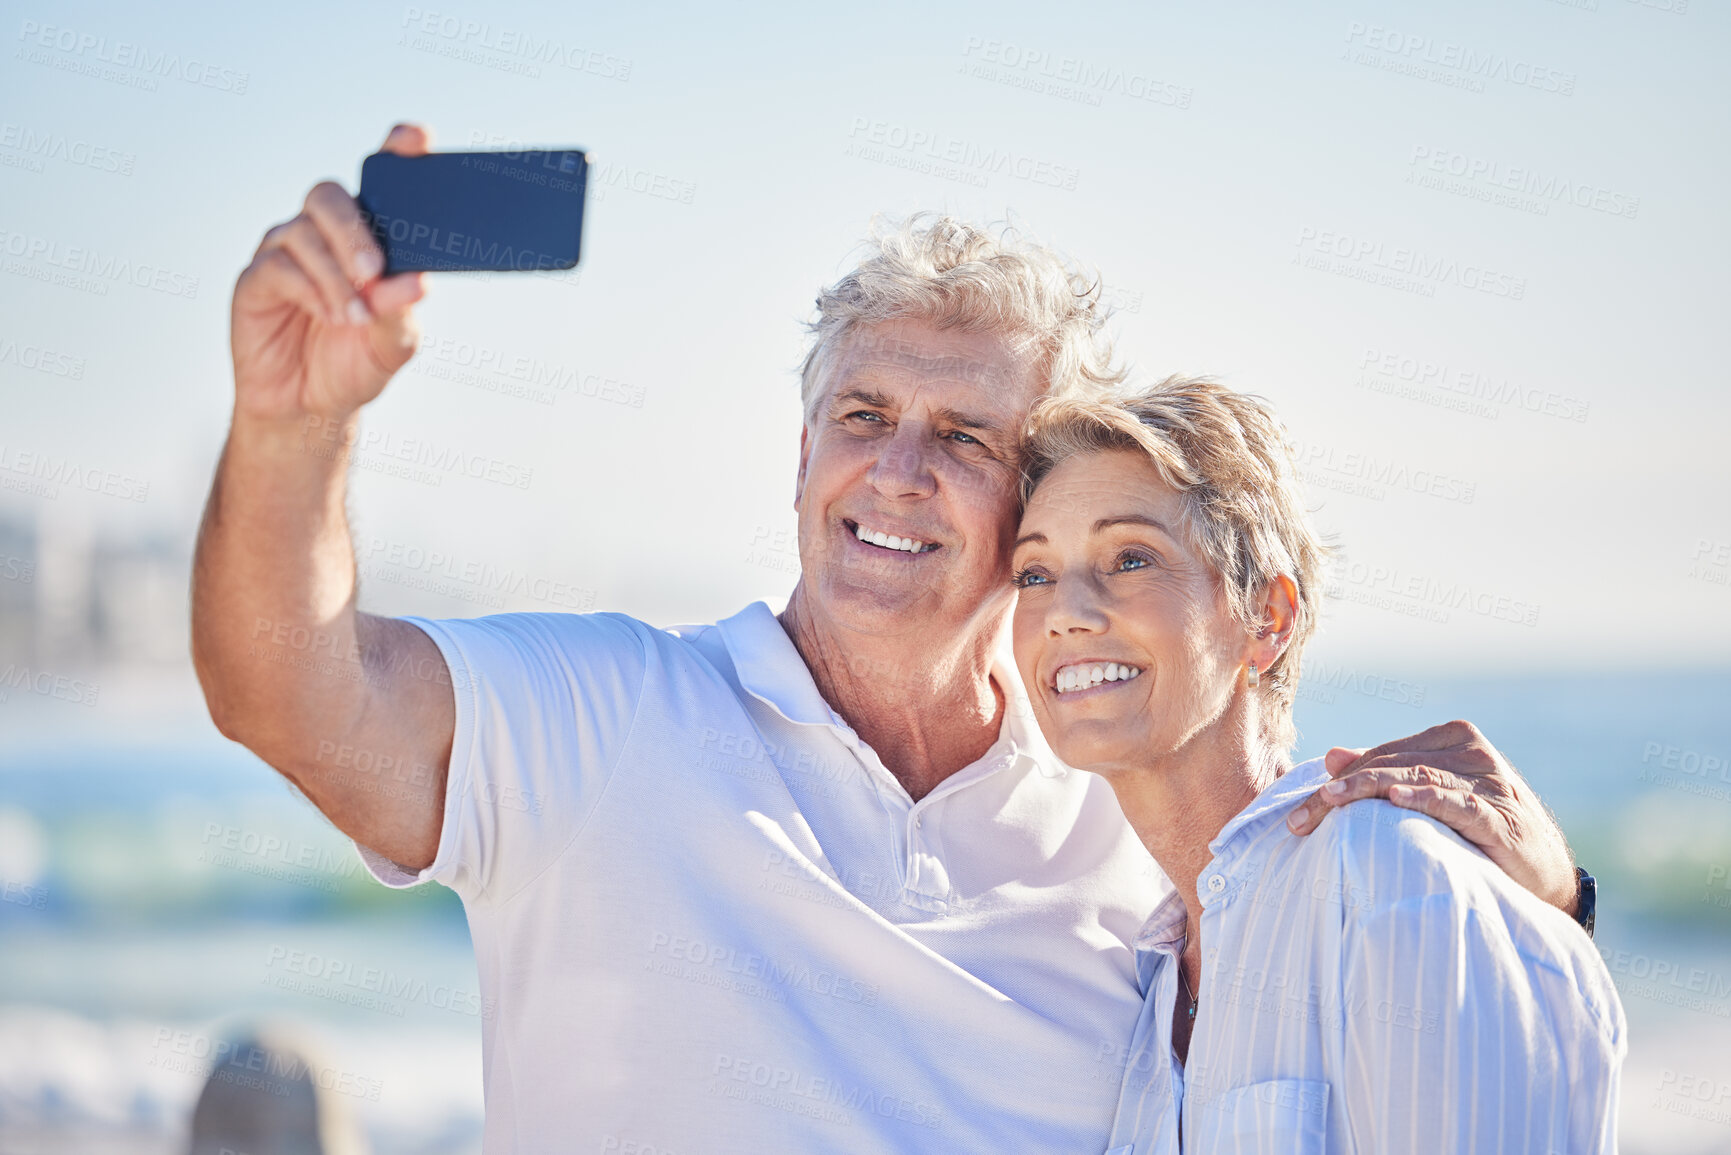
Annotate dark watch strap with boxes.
[1574,867,1596,938]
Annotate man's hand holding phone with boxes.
[230,122,431,429]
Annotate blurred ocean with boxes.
[1,667,1727,1153]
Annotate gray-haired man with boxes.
[193,124,1583,1152]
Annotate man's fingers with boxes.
[1324,747,1367,776]
[1285,765,1469,835]
[239,249,327,327]
[381,122,432,156]
[1387,784,1498,844]
[364,271,426,318]
[304,182,385,290]
[1347,720,1482,765]
[270,215,368,327]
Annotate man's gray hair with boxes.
[799,214,1125,423]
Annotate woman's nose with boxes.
[1047,572,1109,636]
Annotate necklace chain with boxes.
[1178,961,1199,1020]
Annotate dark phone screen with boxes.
[357,150,588,274]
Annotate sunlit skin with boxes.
[1010,448,1298,1061]
[780,317,1046,800]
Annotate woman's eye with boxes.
[1011,567,1049,589]
[1116,552,1152,573]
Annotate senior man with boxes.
[193,124,1586,1152]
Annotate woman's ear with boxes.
[1253,575,1300,669]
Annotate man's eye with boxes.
[847,411,884,423]
[946,430,981,445]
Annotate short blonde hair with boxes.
[799,214,1124,423]
[1020,377,1329,752]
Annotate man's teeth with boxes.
[854,522,935,553]
[1054,663,1143,694]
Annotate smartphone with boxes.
[357,149,589,274]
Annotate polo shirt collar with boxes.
[714,600,843,731]
[713,601,1064,781]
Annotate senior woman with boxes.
[1010,378,1625,1153]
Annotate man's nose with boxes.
[867,427,937,499]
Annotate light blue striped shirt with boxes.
[1105,757,1625,1154]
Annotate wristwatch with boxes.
[1574,867,1596,938]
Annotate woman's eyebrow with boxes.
[1093,514,1174,536]
[1012,530,1047,549]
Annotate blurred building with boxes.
[0,504,189,670]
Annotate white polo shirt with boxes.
[358,601,1167,1152]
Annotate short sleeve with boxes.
[354,611,649,903]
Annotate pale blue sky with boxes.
[2,0,1727,672]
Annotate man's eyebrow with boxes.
[830,388,893,411]
[933,405,1003,433]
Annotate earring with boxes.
[1246,661,1259,689]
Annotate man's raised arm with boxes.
[192,124,451,871]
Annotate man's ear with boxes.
[793,424,811,512]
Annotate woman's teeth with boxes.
[1054,663,1143,694]
[854,522,936,553]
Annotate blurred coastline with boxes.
[3,637,1728,1150]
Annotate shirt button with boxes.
[1206,874,1226,894]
